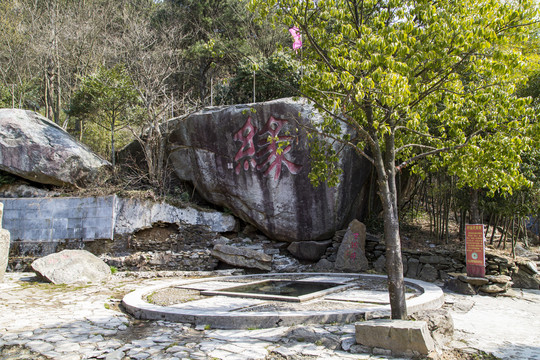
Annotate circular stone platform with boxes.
[122,273,444,329]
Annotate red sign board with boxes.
[466,224,485,277]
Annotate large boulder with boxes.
[167,98,371,241]
[0,109,110,187]
[31,249,111,284]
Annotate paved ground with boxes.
[0,272,539,360]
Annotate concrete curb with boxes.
[122,273,445,329]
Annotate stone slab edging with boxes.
[122,273,444,329]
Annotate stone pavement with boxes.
[0,272,403,360]
[446,289,540,360]
[1,272,539,360]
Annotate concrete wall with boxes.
[0,196,115,242]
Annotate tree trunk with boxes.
[111,120,115,169]
[470,189,481,224]
[371,126,407,319]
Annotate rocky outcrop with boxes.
[0,203,10,282]
[114,197,238,234]
[0,109,110,187]
[31,249,111,284]
[166,98,371,242]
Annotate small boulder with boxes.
[479,283,507,294]
[458,275,489,286]
[445,278,476,295]
[373,255,386,273]
[419,263,439,282]
[287,240,332,262]
[211,244,272,271]
[31,250,111,284]
[284,325,341,350]
[511,266,540,289]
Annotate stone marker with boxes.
[335,220,369,272]
[355,319,435,356]
[211,244,272,271]
[31,249,111,284]
[0,203,10,282]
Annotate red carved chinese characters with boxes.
[256,116,302,180]
[233,116,302,180]
[233,116,258,174]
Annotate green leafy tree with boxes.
[250,0,538,318]
[69,64,141,168]
[219,51,301,104]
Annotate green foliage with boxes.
[219,51,301,104]
[69,64,142,165]
[250,0,538,196]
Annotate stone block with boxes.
[355,319,435,355]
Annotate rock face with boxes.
[335,220,369,272]
[0,203,10,282]
[167,98,371,241]
[31,249,111,284]
[0,109,110,187]
[114,197,238,234]
[211,244,272,271]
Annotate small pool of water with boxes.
[219,280,341,297]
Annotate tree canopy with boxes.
[249,0,539,318]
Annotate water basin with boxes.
[201,280,351,302]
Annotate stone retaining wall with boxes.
[0,195,237,270]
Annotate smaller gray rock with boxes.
[406,258,420,278]
[373,255,386,273]
[211,244,272,271]
[511,267,540,289]
[284,326,341,350]
[313,258,335,271]
[458,275,489,286]
[31,250,111,284]
[419,264,439,282]
[479,283,507,294]
[287,240,332,262]
[445,278,476,295]
[485,274,512,284]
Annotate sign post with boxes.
[465,224,485,277]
